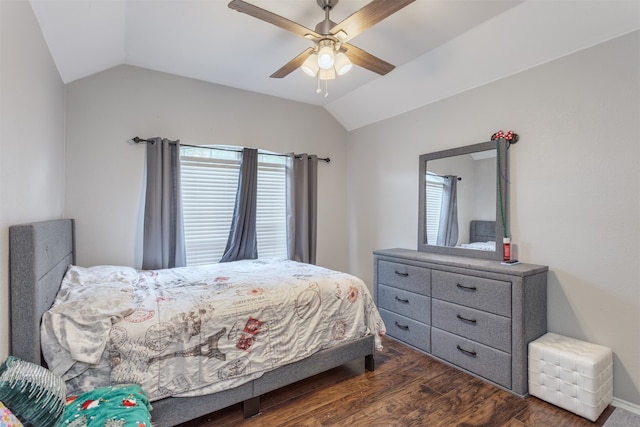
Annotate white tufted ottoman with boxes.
[528,332,613,421]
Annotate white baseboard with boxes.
[612,397,640,415]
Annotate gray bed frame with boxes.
[9,219,375,426]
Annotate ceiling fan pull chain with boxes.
[316,76,322,94]
[324,79,329,97]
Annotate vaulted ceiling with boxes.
[30,0,639,130]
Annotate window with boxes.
[180,146,287,265]
[425,173,444,245]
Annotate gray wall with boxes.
[347,31,640,406]
[64,65,349,271]
[0,0,66,360]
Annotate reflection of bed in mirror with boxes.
[457,220,496,251]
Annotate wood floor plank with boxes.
[407,377,504,427]
[310,377,434,425]
[499,419,527,427]
[448,386,530,426]
[260,361,364,409]
[514,397,612,427]
[177,336,615,427]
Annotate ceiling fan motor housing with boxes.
[317,0,339,10]
[315,0,339,35]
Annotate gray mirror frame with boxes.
[418,140,509,260]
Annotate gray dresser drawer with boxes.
[432,299,511,353]
[431,328,511,389]
[432,270,511,317]
[378,260,431,296]
[379,308,430,353]
[374,249,548,397]
[378,284,431,325]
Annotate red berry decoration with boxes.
[491,130,519,143]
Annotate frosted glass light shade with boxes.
[301,54,319,77]
[334,52,352,75]
[318,67,336,81]
[317,45,335,69]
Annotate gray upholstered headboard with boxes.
[469,220,496,243]
[9,219,75,365]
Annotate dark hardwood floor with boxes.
[178,336,614,427]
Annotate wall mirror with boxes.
[418,140,508,260]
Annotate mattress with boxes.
[40,259,385,401]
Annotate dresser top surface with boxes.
[374,248,548,277]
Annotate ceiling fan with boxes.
[228,0,415,81]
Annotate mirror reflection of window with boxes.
[425,173,444,244]
[424,149,496,248]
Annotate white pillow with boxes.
[62,264,139,287]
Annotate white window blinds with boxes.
[180,147,287,266]
[425,174,444,245]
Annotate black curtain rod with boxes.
[427,171,462,181]
[132,137,330,163]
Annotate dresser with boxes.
[374,248,547,396]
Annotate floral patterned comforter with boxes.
[41,259,385,401]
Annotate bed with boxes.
[8,219,380,426]
[456,220,497,251]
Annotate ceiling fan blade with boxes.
[330,0,415,42]
[343,43,395,75]
[270,47,315,78]
[228,0,321,39]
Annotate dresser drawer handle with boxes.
[394,321,410,331]
[456,283,477,291]
[456,345,477,357]
[395,296,410,304]
[395,271,409,277]
[456,314,477,324]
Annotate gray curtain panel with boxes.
[286,153,318,264]
[142,137,186,270]
[436,175,459,247]
[220,148,258,262]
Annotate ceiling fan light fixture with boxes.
[301,53,319,77]
[318,67,336,81]
[334,52,352,75]
[231,0,414,95]
[317,41,335,70]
